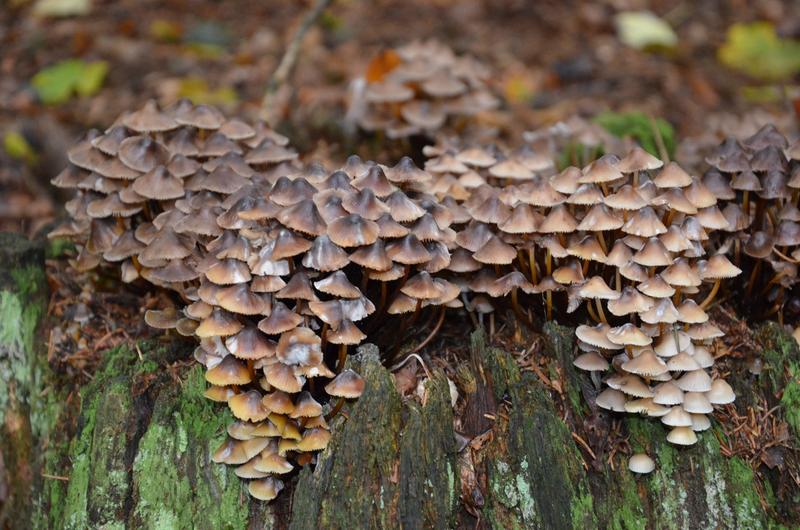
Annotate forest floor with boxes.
[2,1,800,525]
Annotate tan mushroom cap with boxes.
[196,308,243,338]
[229,390,270,422]
[212,437,271,465]
[206,355,252,386]
[144,307,180,329]
[225,327,276,360]
[576,323,623,350]
[324,369,366,398]
[473,235,517,265]
[675,369,712,392]
[653,162,692,188]
[248,477,284,501]
[262,390,296,415]
[296,428,332,452]
[700,254,742,280]
[683,392,713,414]
[264,362,304,394]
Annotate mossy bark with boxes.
[3,233,799,529]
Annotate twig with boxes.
[648,114,670,163]
[261,0,333,122]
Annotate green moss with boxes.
[607,476,647,530]
[782,362,800,437]
[130,364,248,530]
[757,322,799,393]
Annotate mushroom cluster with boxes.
[350,40,499,139]
[421,142,741,445]
[51,99,749,498]
[703,125,800,322]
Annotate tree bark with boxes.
[1,232,798,529]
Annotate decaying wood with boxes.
[1,232,799,529]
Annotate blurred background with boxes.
[1,0,798,236]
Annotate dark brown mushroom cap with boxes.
[342,188,389,221]
[277,199,327,236]
[744,230,775,258]
[743,123,788,151]
[146,259,200,283]
[276,272,318,301]
[386,156,432,184]
[758,170,790,200]
[401,271,444,300]
[702,168,735,200]
[775,221,800,247]
[347,239,391,272]
[328,214,380,248]
[302,235,350,272]
[258,302,303,335]
[314,271,362,298]
[385,190,426,222]
[324,369,365,398]
[351,165,397,197]
[132,166,185,200]
[386,234,431,264]
[118,135,170,173]
[140,227,194,262]
[715,151,751,173]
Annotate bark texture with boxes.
[2,233,799,529]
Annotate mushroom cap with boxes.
[248,477,284,501]
[573,351,609,371]
[325,368,366,398]
[596,388,626,412]
[622,350,668,377]
[666,426,698,446]
[662,406,693,427]
[708,378,735,404]
[206,355,252,386]
[228,390,270,422]
[276,327,323,366]
[628,453,656,474]
[683,391,713,414]
[607,324,653,346]
[653,381,684,405]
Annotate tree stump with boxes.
[1,232,798,529]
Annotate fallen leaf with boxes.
[718,22,800,81]
[33,0,90,17]
[3,132,37,165]
[31,59,108,104]
[615,11,677,51]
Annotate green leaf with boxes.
[31,59,108,104]
[75,61,109,96]
[594,111,675,159]
[3,132,38,165]
[177,77,238,106]
[718,22,800,81]
[615,11,678,51]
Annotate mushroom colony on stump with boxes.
[703,125,800,323]
[51,99,775,498]
[349,40,499,139]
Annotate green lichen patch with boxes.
[129,365,250,530]
[782,362,800,437]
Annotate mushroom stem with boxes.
[412,306,446,353]
[320,322,329,349]
[325,397,346,421]
[745,260,762,298]
[528,247,538,284]
[615,268,621,291]
[510,287,532,329]
[595,298,608,324]
[586,301,600,323]
[672,286,682,306]
[545,248,553,321]
[699,280,720,310]
[743,190,750,217]
[335,343,348,372]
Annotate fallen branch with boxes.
[261,0,333,122]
